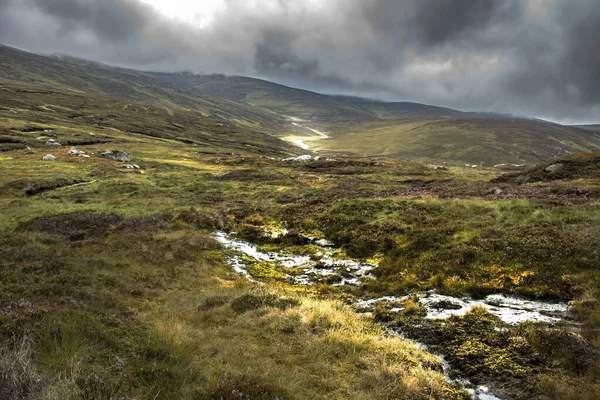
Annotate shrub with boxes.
[16,212,121,241]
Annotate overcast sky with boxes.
[0,0,599,123]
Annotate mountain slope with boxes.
[2,43,600,165]
[149,72,600,164]
[150,72,466,124]
[316,117,600,165]
[573,124,600,131]
[0,44,289,133]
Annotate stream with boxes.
[213,230,571,400]
[288,123,329,150]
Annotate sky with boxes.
[0,0,599,124]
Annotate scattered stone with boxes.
[544,163,564,173]
[101,150,130,162]
[494,163,526,169]
[283,155,313,162]
[123,164,140,169]
[42,154,56,161]
[67,146,88,157]
[429,164,449,171]
[45,139,61,146]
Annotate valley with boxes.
[0,44,599,400]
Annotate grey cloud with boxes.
[0,0,599,123]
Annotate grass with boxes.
[318,118,600,165]
[0,220,468,399]
[1,46,600,398]
[3,138,598,398]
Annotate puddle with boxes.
[212,231,376,285]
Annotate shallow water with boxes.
[358,292,569,325]
[212,231,375,285]
[214,230,569,400]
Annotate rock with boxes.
[45,139,61,146]
[42,154,56,161]
[544,163,564,173]
[101,150,130,162]
[67,146,87,157]
[487,187,502,196]
[283,155,313,162]
[429,164,448,171]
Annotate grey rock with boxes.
[42,154,56,161]
[101,150,130,162]
[123,164,140,169]
[45,139,61,146]
[67,146,87,157]
[282,155,313,162]
[544,163,564,173]
[487,187,502,196]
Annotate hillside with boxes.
[573,124,600,131]
[150,72,466,123]
[0,44,289,133]
[493,152,600,184]
[150,72,600,165]
[318,117,600,165]
[2,44,599,165]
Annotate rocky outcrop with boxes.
[67,147,90,158]
[101,150,130,162]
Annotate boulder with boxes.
[544,163,564,173]
[67,146,87,157]
[42,154,56,161]
[101,150,130,162]
[45,139,61,146]
[283,155,313,162]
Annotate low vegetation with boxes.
[1,44,600,400]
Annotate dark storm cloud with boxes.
[0,0,599,123]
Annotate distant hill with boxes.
[0,45,300,158]
[318,117,600,166]
[572,124,600,131]
[149,72,600,165]
[2,43,600,164]
[0,45,289,133]
[149,72,465,123]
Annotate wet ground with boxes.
[214,229,572,400]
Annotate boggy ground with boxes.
[1,132,599,399]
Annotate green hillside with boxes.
[2,44,599,165]
[0,45,288,133]
[149,72,600,165]
[319,117,600,165]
